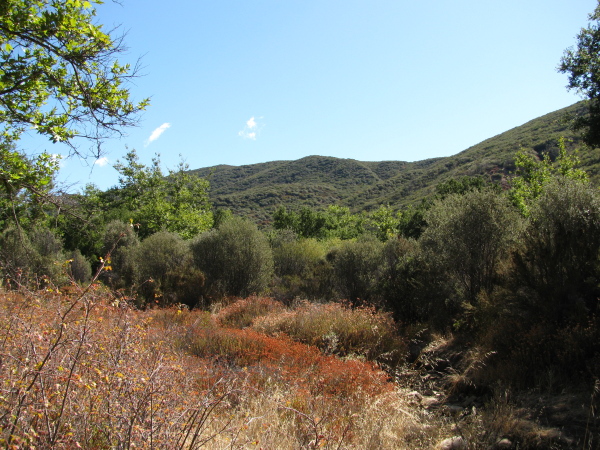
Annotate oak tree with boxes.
[0,0,148,196]
[559,1,600,147]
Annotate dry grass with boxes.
[0,286,442,448]
[252,300,406,367]
[214,296,286,329]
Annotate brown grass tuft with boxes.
[253,300,406,367]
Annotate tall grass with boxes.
[0,287,442,448]
[252,300,406,367]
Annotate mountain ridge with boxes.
[189,101,599,222]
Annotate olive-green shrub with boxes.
[329,235,385,304]
[514,177,600,323]
[0,227,66,285]
[272,237,330,300]
[134,231,201,306]
[421,189,523,305]
[191,217,273,298]
[67,249,92,283]
[101,220,140,288]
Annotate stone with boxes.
[496,438,512,448]
[438,436,467,450]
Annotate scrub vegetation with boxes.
[3,139,600,448]
[3,0,600,448]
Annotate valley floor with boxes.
[0,287,597,449]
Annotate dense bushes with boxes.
[0,227,66,285]
[514,177,600,323]
[191,217,274,298]
[330,235,385,305]
[2,147,600,392]
[100,220,139,288]
[271,235,333,300]
[379,237,434,324]
[420,189,523,306]
[0,227,37,276]
[133,231,201,306]
[67,249,92,283]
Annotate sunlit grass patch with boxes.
[253,300,406,366]
[215,295,285,328]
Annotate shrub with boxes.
[100,219,139,287]
[134,231,201,306]
[274,238,324,278]
[29,227,63,259]
[253,301,405,366]
[0,226,66,285]
[379,237,436,324]
[191,217,274,298]
[0,227,38,276]
[329,235,385,304]
[67,249,92,283]
[272,237,332,301]
[513,177,600,324]
[30,228,67,284]
[421,189,523,306]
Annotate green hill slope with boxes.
[189,101,599,222]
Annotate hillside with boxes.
[190,101,599,222]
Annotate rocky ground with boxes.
[397,333,600,449]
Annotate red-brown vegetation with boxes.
[0,287,440,448]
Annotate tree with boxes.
[273,206,326,239]
[113,149,212,239]
[1,140,59,234]
[367,205,401,241]
[0,0,148,155]
[273,205,364,240]
[190,217,273,298]
[509,137,588,216]
[558,1,600,147]
[323,205,364,240]
[0,141,58,199]
[0,0,148,214]
[434,175,495,199]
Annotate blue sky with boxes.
[26,0,599,191]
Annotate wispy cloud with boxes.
[145,123,171,146]
[94,157,109,167]
[238,116,263,140]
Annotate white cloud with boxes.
[239,116,263,140]
[145,122,171,146]
[94,157,109,167]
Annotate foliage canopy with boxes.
[0,0,148,154]
[0,0,148,212]
[559,1,600,147]
[113,149,212,239]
